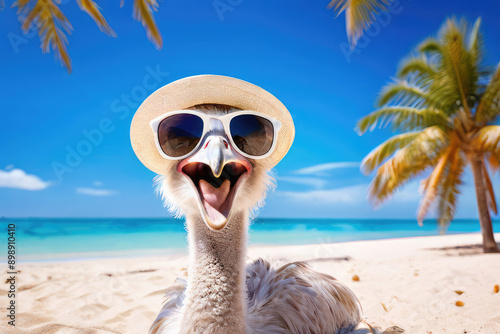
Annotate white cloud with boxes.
[278,162,360,191]
[292,162,360,175]
[276,182,420,205]
[278,176,328,189]
[263,182,423,218]
[93,181,103,187]
[76,187,117,196]
[0,168,51,190]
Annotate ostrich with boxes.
[130,75,362,334]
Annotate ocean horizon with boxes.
[2,218,498,261]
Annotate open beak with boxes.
[177,135,252,230]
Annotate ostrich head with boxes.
[155,104,276,230]
[130,75,295,230]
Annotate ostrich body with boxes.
[147,105,362,334]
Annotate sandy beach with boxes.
[3,233,500,334]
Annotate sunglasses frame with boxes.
[150,110,282,160]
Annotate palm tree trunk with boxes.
[470,155,498,253]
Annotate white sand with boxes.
[2,233,500,334]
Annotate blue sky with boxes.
[1,0,500,219]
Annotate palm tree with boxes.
[356,17,500,253]
[327,0,393,46]
[11,0,162,72]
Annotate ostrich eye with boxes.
[158,114,204,157]
[230,115,274,156]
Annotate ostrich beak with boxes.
[178,135,252,230]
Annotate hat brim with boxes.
[130,75,295,174]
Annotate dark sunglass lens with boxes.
[230,115,274,156]
[158,114,203,157]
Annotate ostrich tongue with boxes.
[199,179,231,223]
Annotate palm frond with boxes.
[413,17,487,117]
[418,37,442,54]
[361,131,421,174]
[398,55,437,80]
[133,0,162,49]
[369,150,432,206]
[357,106,450,134]
[476,62,500,123]
[468,17,483,67]
[417,144,456,225]
[368,126,448,205]
[472,125,500,156]
[377,81,430,107]
[13,0,30,8]
[433,17,480,115]
[482,163,498,215]
[327,0,391,47]
[487,152,500,173]
[16,0,73,72]
[436,148,464,226]
[77,0,116,37]
[440,18,470,109]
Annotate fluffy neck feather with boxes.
[179,211,248,334]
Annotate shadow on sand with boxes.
[428,243,500,256]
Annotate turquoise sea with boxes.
[1,218,498,261]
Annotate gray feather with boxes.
[150,260,362,334]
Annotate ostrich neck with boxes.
[180,211,248,334]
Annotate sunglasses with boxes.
[150,110,281,160]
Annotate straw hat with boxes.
[130,75,295,174]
